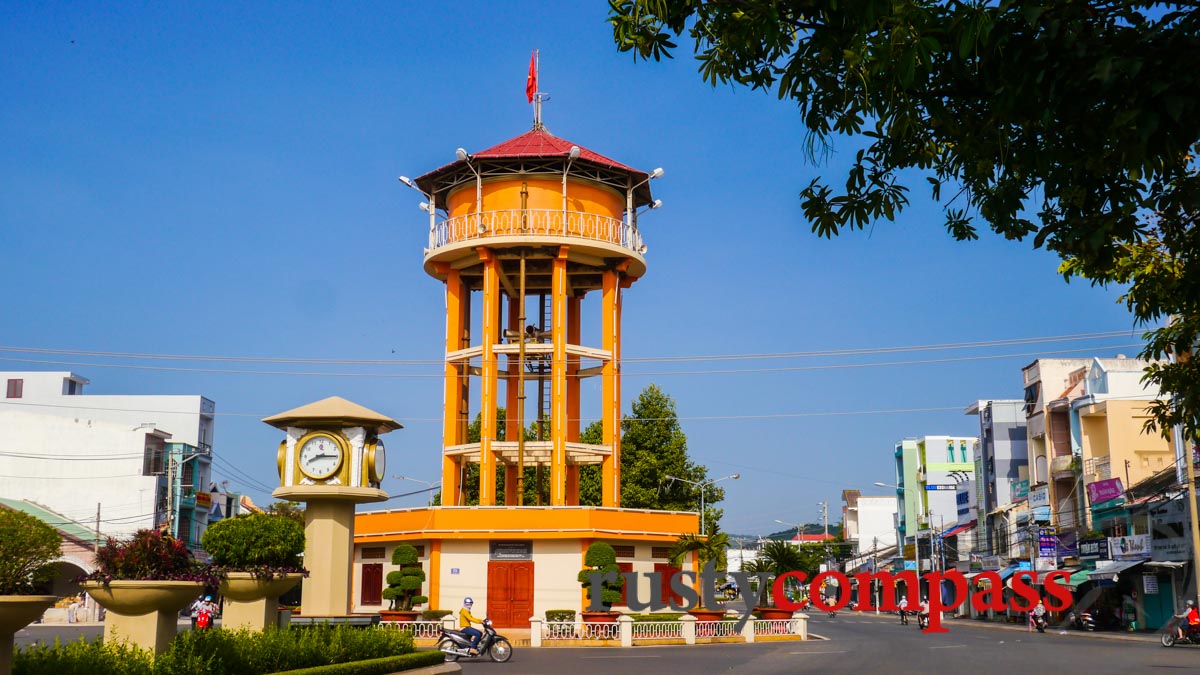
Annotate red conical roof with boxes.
[413,126,654,209]
[471,128,639,173]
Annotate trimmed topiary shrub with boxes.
[201,513,306,578]
[577,542,624,610]
[381,545,427,611]
[545,609,576,622]
[268,651,445,675]
[419,609,452,621]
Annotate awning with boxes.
[997,565,1020,581]
[1066,569,1093,588]
[1144,561,1186,570]
[941,521,976,538]
[1088,559,1148,582]
[1033,566,1080,586]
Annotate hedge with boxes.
[268,651,445,675]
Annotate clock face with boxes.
[298,434,343,480]
[369,439,386,483]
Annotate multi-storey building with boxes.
[842,489,897,555]
[0,371,216,552]
[892,435,976,567]
[965,400,1029,564]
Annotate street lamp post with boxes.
[393,475,440,507]
[666,474,739,536]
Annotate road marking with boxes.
[580,656,662,659]
[788,650,848,655]
[928,645,968,649]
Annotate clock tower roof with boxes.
[263,396,402,434]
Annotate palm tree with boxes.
[748,540,807,607]
[668,532,730,608]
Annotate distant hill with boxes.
[724,523,844,545]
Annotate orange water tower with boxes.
[405,124,662,508]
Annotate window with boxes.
[362,546,386,560]
[612,545,635,558]
[651,546,671,560]
[143,439,165,476]
[5,379,22,398]
[63,378,82,395]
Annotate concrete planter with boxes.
[378,610,420,623]
[687,608,726,622]
[755,607,793,620]
[0,596,57,675]
[82,580,203,655]
[219,573,302,631]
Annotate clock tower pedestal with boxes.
[264,397,400,621]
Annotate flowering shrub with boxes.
[82,529,215,585]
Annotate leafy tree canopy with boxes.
[0,507,62,594]
[611,0,1200,436]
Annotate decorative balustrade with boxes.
[631,621,683,641]
[427,209,644,256]
[695,620,741,639]
[379,620,444,639]
[753,619,802,636]
[540,621,619,641]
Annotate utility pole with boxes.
[165,457,176,536]
[94,503,100,554]
[1028,522,1037,633]
[818,501,829,539]
[872,536,879,615]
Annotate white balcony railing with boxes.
[428,209,644,256]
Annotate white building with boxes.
[0,371,216,549]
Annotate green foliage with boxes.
[610,0,1200,440]
[15,637,154,675]
[88,529,211,583]
[545,609,576,622]
[15,626,420,675]
[268,651,444,675]
[668,532,729,575]
[579,542,625,609]
[202,513,305,569]
[264,502,306,526]
[627,613,683,622]
[578,385,726,528]
[383,545,426,611]
[419,609,452,621]
[0,507,62,595]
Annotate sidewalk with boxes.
[846,611,1160,643]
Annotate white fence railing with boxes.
[631,621,684,641]
[540,621,620,641]
[695,620,741,639]
[379,620,444,639]
[753,619,801,636]
[427,209,644,255]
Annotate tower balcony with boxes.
[444,441,611,466]
[424,209,646,280]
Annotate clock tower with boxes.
[264,396,400,619]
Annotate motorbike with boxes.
[1030,613,1047,633]
[916,611,929,630]
[1161,617,1200,647]
[438,618,513,663]
[1067,610,1096,631]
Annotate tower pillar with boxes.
[440,265,467,506]
[550,246,569,505]
[601,269,620,507]
[478,247,500,506]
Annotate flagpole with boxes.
[534,49,541,129]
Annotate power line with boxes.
[0,329,1141,366]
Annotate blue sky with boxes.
[0,2,1146,535]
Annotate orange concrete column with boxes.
[567,295,582,505]
[439,265,466,506]
[505,295,521,505]
[428,540,441,610]
[478,248,500,506]
[613,276,623,499]
[601,269,619,507]
[550,246,569,506]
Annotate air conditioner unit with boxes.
[916,468,927,482]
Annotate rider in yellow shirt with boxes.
[458,597,485,654]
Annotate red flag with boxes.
[525,51,537,103]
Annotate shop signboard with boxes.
[1108,534,1150,559]
[194,492,212,508]
[1079,538,1109,559]
[1143,574,1159,595]
[489,541,533,560]
[1011,480,1029,500]
[980,556,1002,571]
[1029,486,1051,510]
[1038,533,1057,558]
[1086,478,1125,505]
[1151,499,1194,561]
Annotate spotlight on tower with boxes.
[568,145,581,160]
[650,199,663,209]
[649,167,664,179]
[419,202,433,213]
[455,148,469,161]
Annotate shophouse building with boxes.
[965,400,1029,567]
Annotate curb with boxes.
[399,664,461,675]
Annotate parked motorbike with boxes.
[1161,618,1200,647]
[1067,610,1096,631]
[438,618,513,663]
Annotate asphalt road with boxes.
[458,613,1199,675]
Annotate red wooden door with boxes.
[617,562,634,606]
[655,563,684,607]
[361,563,383,606]
[487,561,534,628]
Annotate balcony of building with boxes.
[423,209,646,277]
[443,441,611,466]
